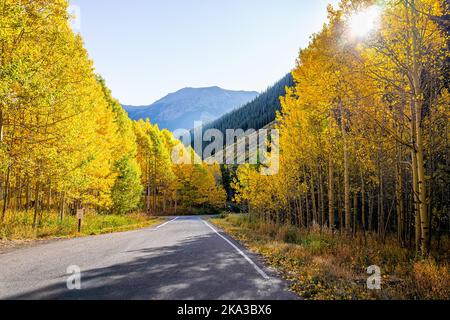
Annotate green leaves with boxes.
[111,157,143,215]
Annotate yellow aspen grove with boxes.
[223,0,449,300]
[231,0,449,256]
[0,0,225,233]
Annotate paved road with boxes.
[0,217,297,300]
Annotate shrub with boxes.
[413,260,450,300]
[275,225,299,244]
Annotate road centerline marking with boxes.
[155,217,179,230]
[202,219,271,281]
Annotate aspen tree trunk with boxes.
[378,141,385,241]
[319,166,325,227]
[295,197,301,227]
[337,176,343,233]
[328,110,335,230]
[408,95,422,252]
[147,184,151,214]
[427,138,434,251]
[25,182,30,211]
[33,180,40,229]
[153,155,157,215]
[163,190,166,213]
[16,177,22,211]
[361,173,366,231]
[328,154,335,230]
[0,108,5,216]
[1,164,11,222]
[378,174,385,241]
[289,197,298,226]
[60,192,65,221]
[304,171,310,227]
[14,178,18,211]
[292,201,298,226]
[0,173,4,202]
[39,205,44,227]
[11,175,15,212]
[406,185,412,247]
[395,143,405,246]
[360,177,367,244]
[310,171,317,224]
[298,194,304,228]
[146,158,151,213]
[368,191,374,232]
[0,109,4,145]
[412,30,429,255]
[341,104,351,233]
[0,174,3,210]
[47,179,52,211]
[412,148,421,252]
[174,190,178,214]
[410,0,429,255]
[353,191,357,236]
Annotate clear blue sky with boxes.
[70,0,340,105]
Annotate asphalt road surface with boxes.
[0,217,298,300]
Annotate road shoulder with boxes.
[0,217,166,255]
[206,216,300,299]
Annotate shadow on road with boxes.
[6,229,295,300]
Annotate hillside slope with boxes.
[200,73,293,138]
[123,87,258,131]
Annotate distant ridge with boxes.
[197,73,294,146]
[123,86,258,131]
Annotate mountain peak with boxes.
[180,86,222,90]
[123,87,258,131]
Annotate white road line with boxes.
[202,219,271,281]
[155,217,179,229]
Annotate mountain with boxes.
[123,86,259,131]
[197,73,294,146]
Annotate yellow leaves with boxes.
[228,0,447,263]
[193,164,226,208]
[0,1,143,211]
[132,118,226,212]
[413,260,450,300]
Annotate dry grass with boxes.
[210,214,450,300]
[0,210,162,241]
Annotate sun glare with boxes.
[348,6,381,38]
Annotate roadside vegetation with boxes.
[0,210,162,241]
[211,214,450,300]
